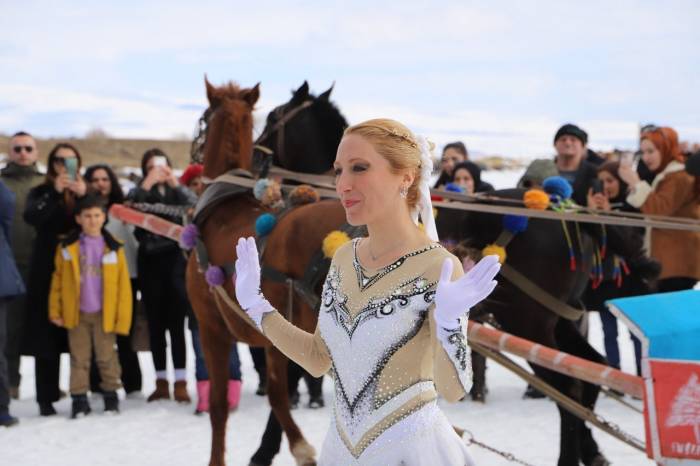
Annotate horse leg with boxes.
[200,319,233,466]
[555,318,609,466]
[266,346,316,466]
[249,359,305,466]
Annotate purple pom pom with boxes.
[180,224,199,250]
[205,265,225,287]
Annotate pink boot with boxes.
[195,381,210,415]
[227,380,242,411]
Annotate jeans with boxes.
[600,306,642,375]
[190,327,241,381]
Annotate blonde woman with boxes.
[235,119,499,465]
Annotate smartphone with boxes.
[591,179,604,194]
[65,158,78,181]
[152,156,168,168]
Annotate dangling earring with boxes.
[399,186,408,199]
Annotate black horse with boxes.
[254,80,346,174]
[437,195,610,466]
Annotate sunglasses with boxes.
[13,145,34,154]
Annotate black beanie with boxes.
[554,124,588,145]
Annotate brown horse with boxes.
[186,78,348,466]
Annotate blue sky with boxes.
[1,0,699,158]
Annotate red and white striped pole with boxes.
[110,204,183,242]
[467,321,644,399]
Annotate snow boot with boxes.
[103,391,119,413]
[227,380,242,411]
[71,394,91,419]
[39,402,56,416]
[147,379,170,402]
[0,413,19,427]
[195,380,210,414]
[173,380,191,403]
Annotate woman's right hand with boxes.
[587,188,611,211]
[235,237,274,328]
[54,174,70,193]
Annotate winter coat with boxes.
[627,161,700,281]
[0,162,43,274]
[21,183,79,357]
[49,230,132,335]
[0,180,26,298]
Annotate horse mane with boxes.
[310,95,348,154]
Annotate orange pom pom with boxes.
[524,189,550,210]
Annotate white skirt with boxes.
[318,400,475,466]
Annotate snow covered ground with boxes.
[3,314,652,466]
[2,168,654,465]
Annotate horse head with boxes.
[254,81,347,174]
[196,77,260,179]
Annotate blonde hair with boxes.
[344,118,433,210]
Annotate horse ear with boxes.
[242,83,260,108]
[291,81,310,103]
[318,82,334,101]
[205,75,219,106]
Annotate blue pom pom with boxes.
[503,214,529,234]
[444,182,465,193]
[542,176,573,200]
[255,213,277,237]
[253,179,270,201]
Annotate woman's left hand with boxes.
[433,255,500,328]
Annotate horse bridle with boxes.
[254,99,314,167]
[192,98,314,180]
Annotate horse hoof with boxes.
[585,454,611,466]
[291,439,317,466]
[307,396,325,409]
[470,390,486,403]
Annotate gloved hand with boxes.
[434,255,500,328]
[234,237,274,328]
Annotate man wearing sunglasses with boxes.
[0,131,43,400]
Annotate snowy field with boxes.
[2,169,654,465]
[3,313,651,465]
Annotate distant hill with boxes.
[0,134,193,169]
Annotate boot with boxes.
[71,394,91,419]
[227,380,242,411]
[173,380,191,403]
[195,381,210,414]
[0,412,19,427]
[9,386,19,400]
[39,402,56,416]
[290,390,300,410]
[103,391,120,413]
[523,384,546,399]
[147,379,170,402]
[255,374,267,396]
[307,394,324,409]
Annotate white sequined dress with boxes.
[261,239,475,465]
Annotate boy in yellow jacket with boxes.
[49,194,132,418]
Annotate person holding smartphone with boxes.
[23,143,86,416]
[128,149,194,403]
[619,126,700,292]
[585,162,659,378]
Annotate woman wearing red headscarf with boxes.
[618,126,700,292]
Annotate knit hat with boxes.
[554,124,588,145]
[180,163,204,187]
[517,159,559,189]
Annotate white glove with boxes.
[434,255,500,329]
[234,237,274,329]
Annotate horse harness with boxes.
[253,100,314,167]
[191,167,362,322]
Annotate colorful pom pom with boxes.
[322,230,351,259]
[503,214,529,234]
[523,189,550,210]
[253,178,271,201]
[542,176,573,201]
[255,213,277,237]
[482,244,506,264]
[289,185,320,206]
[205,265,225,287]
[179,223,199,250]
